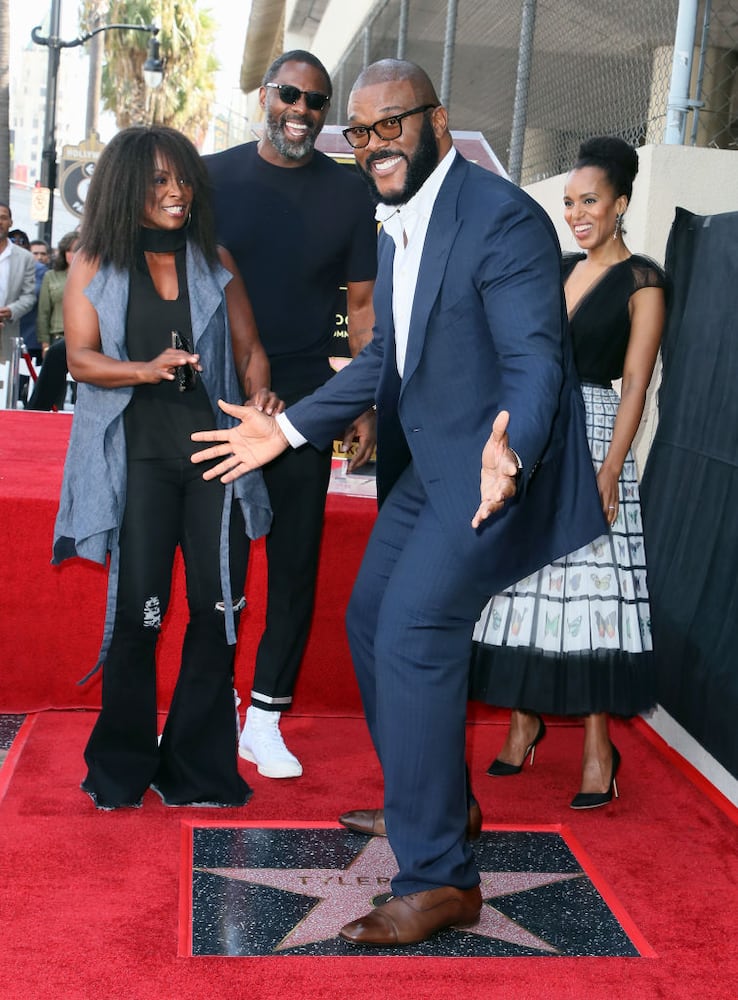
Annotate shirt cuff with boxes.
[509,447,523,488]
[275,411,307,449]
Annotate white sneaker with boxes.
[238,706,303,778]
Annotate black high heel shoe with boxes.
[487,715,546,776]
[570,744,621,810]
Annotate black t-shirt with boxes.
[205,142,377,401]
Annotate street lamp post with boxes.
[31,2,164,247]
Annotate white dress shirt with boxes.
[374,145,456,377]
[277,146,457,448]
[0,241,12,308]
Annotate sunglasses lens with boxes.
[278,85,301,104]
[305,92,327,111]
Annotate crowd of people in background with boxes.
[1,217,80,410]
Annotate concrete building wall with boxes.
[291,0,375,73]
[10,45,93,189]
[9,43,99,243]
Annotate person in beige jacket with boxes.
[0,201,36,365]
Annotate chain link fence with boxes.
[689,0,738,149]
[323,0,738,184]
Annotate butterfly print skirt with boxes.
[469,384,654,717]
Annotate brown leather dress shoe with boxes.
[338,808,387,836]
[339,799,483,841]
[339,884,483,946]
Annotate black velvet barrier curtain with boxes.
[641,207,738,779]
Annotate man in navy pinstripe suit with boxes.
[193,59,605,947]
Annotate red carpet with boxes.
[3,414,738,995]
[1,710,736,998]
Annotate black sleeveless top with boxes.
[124,231,215,459]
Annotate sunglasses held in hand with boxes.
[171,331,198,392]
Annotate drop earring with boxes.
[613,212,623,240]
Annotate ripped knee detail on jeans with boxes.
[142,595,162,629]
[215,596,247,614]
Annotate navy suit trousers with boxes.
[346,462,492,896]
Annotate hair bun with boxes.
[577,136,638,183]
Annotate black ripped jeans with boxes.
[83,456,250,808]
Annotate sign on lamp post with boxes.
[59,132,106,219]
[30,184,51,224]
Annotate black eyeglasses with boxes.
[264,82,331,112]
[342,105,438,149]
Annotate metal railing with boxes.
[0,338,23,410]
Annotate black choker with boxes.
[139,227,187,253]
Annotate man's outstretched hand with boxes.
[471,410,520,528]
[191,399,289,482]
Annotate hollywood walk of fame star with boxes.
[196,835,582,952]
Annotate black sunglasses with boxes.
[342,105,438,149]
[264,82,331,112]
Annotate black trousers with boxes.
[248,441,332,711]
[83,456,250,808]
[26,337,69,411]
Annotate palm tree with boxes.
[81,0,111,138]
[0,0,10,201]
[99,0,218,142]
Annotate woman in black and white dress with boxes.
[469,136,667,808]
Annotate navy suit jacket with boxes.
[288,153,605,593]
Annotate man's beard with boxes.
[264,108,319,161]
[360,114,439,206]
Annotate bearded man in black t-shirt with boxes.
[205,50,378,778]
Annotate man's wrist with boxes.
[275,411,306,449]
